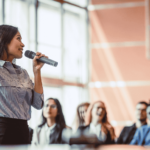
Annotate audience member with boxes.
[117,101,148,144]
[130,104,150,145]
[77,100,115,144]
[76,102,90,128]
[32,98,67,144]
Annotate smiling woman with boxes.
[2,32,24,61]
[77,100,116,144]
[0,24,48,145]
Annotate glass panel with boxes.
[0,0,2,24]
[5,0,30,71]
[63,50,80,82]
[38,3,61,47]
[29,4,36,44]
[62,86,84,127]
[65,0,87,7]
[28,86,62,128]
[38,44,62,78]
[63,4,88,83]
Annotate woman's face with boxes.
[92,102,106,123]
[79,105,89,121]
[6,31,24,60]
[43,99,58,119]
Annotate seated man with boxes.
[117,101,147,144]
[130,104,150,145]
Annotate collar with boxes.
[90,122,101,131]
[45,123,56,131]
[0,60,6,67]
[0,60,21,69]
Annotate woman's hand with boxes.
[33,52,48,74]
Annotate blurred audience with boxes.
[76,102,90,128]
[117,101,148,144]
[130,103,150,145]
[32,98,67,144]
[77,100,115,144]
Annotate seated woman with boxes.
[76,102,90,128]
[32,97,67,144]
[77,100,115,144]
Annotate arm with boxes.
[34,70,43,94]
[33,52,47,94]
[31,52,48,109]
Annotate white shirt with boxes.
[89,123,107,142]
[40,123,56,144]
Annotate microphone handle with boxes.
[31,53,58,67]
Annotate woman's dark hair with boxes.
[0,25,18,59]
[38,97,66,130]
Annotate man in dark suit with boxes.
[117,101,148,144]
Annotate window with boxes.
[38,2,62,78]
[0,0,2,24]
[3,0,89,129]
[65,0,87,7]
[5,0,30,71]
[63,4,88,84]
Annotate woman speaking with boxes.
[0,25,47,144]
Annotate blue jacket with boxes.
[130,125,150,145]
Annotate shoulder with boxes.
[78,125,90,131]
[122,124,135,131]
[21,68,30,76]
[138,125,148,133]
[141,124,148,128]
[133,125,148,137]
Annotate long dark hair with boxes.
[38,98,66,130]
[0,25,18,59]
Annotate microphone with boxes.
[24,50,58,67]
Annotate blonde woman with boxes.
[78,100,115,144]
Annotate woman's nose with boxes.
[48,106,51,111]
[21,42,25,47]
[98,108,102,113]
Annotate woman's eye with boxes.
[51,105,57,108]
[17,37,21,40]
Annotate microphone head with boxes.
[24,50,35,59]
[54,62,58,67]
